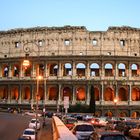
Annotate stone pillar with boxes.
[129,84,132,104]
[58,61,62,78]
[44,79,47,104]
[58,84,62,103]
[18,84,22,104]
[0,63,2,77]
[72,85,76,104]
[86,84,90,105]
[7,84,11,104]
[72,61,76,78]
[86,61,90,78]
[101,82,104,103]
[9,64,12,78]
[115,62,118,78]
[20,63,23,78]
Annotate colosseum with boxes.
[0,25,140,117]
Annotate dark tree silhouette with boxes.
[89,85,96,114]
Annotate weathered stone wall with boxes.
[0,26,140,58]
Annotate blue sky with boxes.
[0,0,140,31]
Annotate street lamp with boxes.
[114,97,118,120]
[22,41,43,140]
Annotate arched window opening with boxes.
[119,112,127,117]
[76,63,86,77]
[76,87,86,101]
[118,63,126,77]
[105,63,113,76]
[63,63,72,76]
[13,65,20,77]
[49,64,58,76]
[39,64,45,76]
[3,65,9,77]
[118,87,128,101]
[131,64,138,77]
[23,64,31,77]
[104,87,114,101]
[38,87,44,100]
[0,86,8,100]
[23,87,30,100]
[90,63,99,76]
[62,87,72,100]
[105,111,113,117]
[131,87,140,101]
[11,87,19,100]
[131,111,140,118]
[49,87,58,100]
[94,87,100,101]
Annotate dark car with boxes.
[63,117,78,130]
[123,121,137,136]
[89,131,128,140]
[18,136,31,140]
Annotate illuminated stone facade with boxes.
[0,26,140,117]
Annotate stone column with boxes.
[86,84,90,105]
[86,61,90,78]
[72,85,76,104]
[72,61,76,78]
[18,84,22,104]
[8,64,12,78]
[7,84,11,104]
[44,79,47,104]
[129,84,132,104]
[101,82,104,103]
[58,61,62,78]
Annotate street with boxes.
[0,112,53,140]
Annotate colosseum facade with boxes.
[0,25,140,117]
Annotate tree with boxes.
[89,85,96,114]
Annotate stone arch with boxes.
[62,87,72,100]
[23,63,31,77]
[76,87,86,101]
[49,86,58,100]
[90,63,100,76]
[131,87,140,101]
[118,63,126,77]
[104,87,114,101]
[118,87,128,101]
[63,63,72,76]
[11,86,19,100]
[119,111,127,117]
[49,63,58,76]
[76,63,86,77]
[22,86,31,100]
[104,63,114,76]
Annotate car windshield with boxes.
[101,135,126,140]
[76,125,94,131]
[67,119,77,124]
[24,130,35,135]
[31,120,39,123]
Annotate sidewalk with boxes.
[37,119,53,140]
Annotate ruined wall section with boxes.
[0,26,139,58]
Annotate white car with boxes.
[71,122,95,140]
[29,119,41,130]
[22,128,36,140]
[24,111,42,117]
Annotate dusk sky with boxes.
[0,0,140,31]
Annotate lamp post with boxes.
[23,41,43,140]
[114,97,118,120]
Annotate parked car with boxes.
[22,128,36,140]
[129,124,140,139]
[29,119,41,130]
[123,121,137,136]
[71,122,95,140]
[63,117,78,130]
[24,111,42,117]
[17,136,31,140]
[89,131,128,140]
